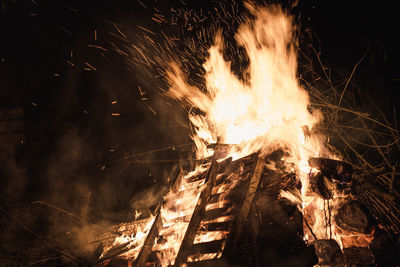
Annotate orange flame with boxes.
[166,4,326,164]
[102,4,369,265]
[165,3,351,252]
[154,164,208,266]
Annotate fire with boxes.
[165,1,349,254]
[100,3,371,265]
[166,4,326,163]
[154,167,206,266]
[100,216,155,260]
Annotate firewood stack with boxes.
[91,151,400,266]
[305,157,377,266]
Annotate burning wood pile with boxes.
[91,151,399,266]
[93,151,263,266]
[90,3,399,267]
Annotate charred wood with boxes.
[188,239,224,255]
[309,157,352,184]
[313,239,344,267]
[199,221,232,232]
[223,155,264,257]
[342,247,375,266]
[335,200,372,234]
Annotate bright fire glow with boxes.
[166,4,326,163]
[165,2,351,252]
[154,164,207,266]
[102,3,371,265]
[100,216,155,260]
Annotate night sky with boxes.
[0,0,399,263]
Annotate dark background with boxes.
[0,0,398,263]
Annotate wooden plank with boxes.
[189,239,225,255]
[173,160,219,266]
[133,210,162,267]
[223,154,264,256]
[134,165,181,267]
[203,206,234,221]
[199,221,232,232]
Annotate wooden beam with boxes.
[134,165,181,267]
[133,209,162,267]
[223,154,265,256]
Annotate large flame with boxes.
[166,4,325,164]
[165,3,342,250]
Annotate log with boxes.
[335,200,371,234]
[343,247,375,266]
[308,157,352,184]
[308,172,334,199]
[133,211,162,267]
[199,221,232,232]
[313,239,345,267]
[203,206,234,221]
[207,143,231,160]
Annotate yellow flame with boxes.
[155,165,206,266]
[165,3,354,252]
[102,4,369,265]
[166,4,326,163]
[100,215,155,260]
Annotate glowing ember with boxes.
[100,216,155,260]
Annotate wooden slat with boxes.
[203,206,234,221]
[188,239,225,255]
[199,221,232,232]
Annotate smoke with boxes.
[130,184,166,214]
[0,147,28,206]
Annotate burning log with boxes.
[335,200,372,234]
[353,179,400,236]
[313,239,345,267]
[207,143,232,160]
[133,211,162,267]
[306,158,353,199]
[99,241,132,263]
[342,247,375,266]
[307,172,335,199]
[308,158,353,185]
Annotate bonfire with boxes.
[91,3,399,267]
